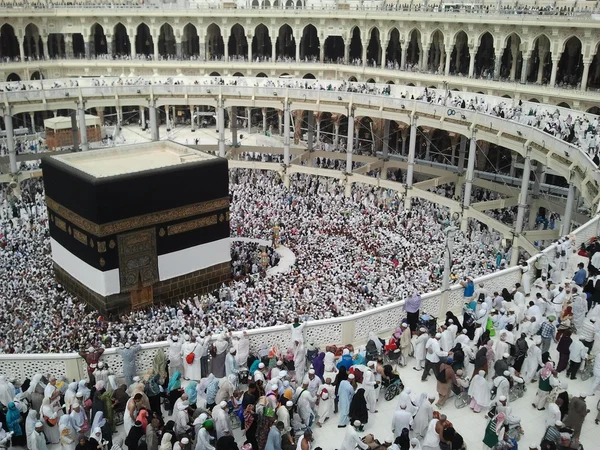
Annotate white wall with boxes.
[158,237,231,280]
[50,238,121,296]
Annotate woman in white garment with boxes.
[58,415,77,450]
[40,397,60,444]
[63,383,78,414]
[25,410,39,450]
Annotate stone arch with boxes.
[557,102,571,109]
[406,28,421,68]
[386,80,394,84]
[303,73,315,79]
[349,26,362,61]
[48,33,65,59]
[30,70,43,80]
[24,23,42,59]
[209,71,221,76]
[232,72,244,77]
[0,24,19,59]
[6,72,20,81]
[252,24,272,60]
[366,78,376,83]
[500,33,522,82]
[587,106,600,115]
[91,23,107,56]
[300,24,319,60]
[528,34,552,84]
[228,24,248,59]
[324,35,344,62]
[158,23,176,57]
[385,28,402,67]
[366,27,381,66]
[206,23,224,59]
[427,29,444,72]
[348,76,358,82]
[557,36,583,87]
[135,23,153,57]
[474,31,495,78]
[113,23,130,56]
[276,24,295,60]
[450,30,469,75]
[256,72,268,77]
[529,98,540,103]
[589,41,600,89]
[182,23,199,59]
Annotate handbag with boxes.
[185,344,198,364]
[44,415,58,427]
[487,405,497,419]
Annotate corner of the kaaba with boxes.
[40,142,232,317]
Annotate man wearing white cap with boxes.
[118,342,141,386]
[295,380,316,427]
[338,374,355,428]
[422,332,448,382]
[254,363,266,382]
[340,420,368,450]
[225,347,239,380]
[277,400,293,434]
[316,377,334,427]
[31,421,47,450]
[362,362,378,413]
[303,369,322,398]
[413,394,435,438]
[392,402,413,439]
[211,401,232,439]
[413,328,429,372]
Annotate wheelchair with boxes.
[580,357,594,381]
[382,364,404,401]
[453,388,470,409]
[509,382,526,402]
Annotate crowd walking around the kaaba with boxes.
[1,166,600,450]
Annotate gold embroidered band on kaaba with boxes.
[46,196,230,238]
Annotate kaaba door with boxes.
[131,275,153,310]
[118,228,159,309]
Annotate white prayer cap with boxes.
[230,348,236,354]
[270,384,278,392]
[367,361,375,367]
[76,392,83,398]
[503,370,510,376]
[401,323,407,328]
[579,392,588,398]
[348,374,355,380]
[35,421,43,427]
[419,327,427,332]
[181,438,189,444]
[503,353,510,358]
[258,363,265,369]
[435,333,442,339]
[353,420,362,427]
[277,360,283,366]
[555,420,564,426]
[72,401,80,407]
[279,371,288,378]
[220,401,228,408]
[478,370,486,377]
[498,396,507,402]
[461,330,467,334]
[343,349,350,355]
[448,319,453,324]
[125,342,131,349]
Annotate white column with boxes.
[550,56,560,86]
[405,118,417,187]
[283,103,290,165]
[334,121,340,150]
[190,106,195,132]
[140,106,146,129]
[494,54,502,81]
[165,105,170,131]
[520,55,529,84]
[382,119,390,159]
[3,110,17,173]
[71,112,80,151]
[582,59,592,91]
[468,47,477,78]
[218,101,225,157]
[457,135,467,173]
[78,104,89,151]
[149,104,159,141]
[528,162,545,226]
[445,45,452,76]
[346,113,354,171]
[463,132,477,209]
[247,107,251,134]
[262,108,267,134]
[230,106,238,147]
[514,150,531,233]
[563,181,575,235]
[307,110,314,151]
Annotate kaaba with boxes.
[41,141,231,315]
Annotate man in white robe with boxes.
[413,394,435,438]
[225,348,239,380]
[211,401,232,439]
[413,328,429,371]
[295,381,316,427]
[294,340,307,383]
[361,362,378,413]
[0,376,15,409]
[182,336,202,381]
[468,370,491,413]
[439,326,453,353]
[302,369,322,398]
[316,378,334,427]
[168,335,184,377]
[31,422,48,450]
[392,402,413,438]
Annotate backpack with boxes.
[435,367,447,383]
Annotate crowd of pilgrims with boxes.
[2,241,600,450]
[0,169,504,354]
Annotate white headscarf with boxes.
[160,432,173,450]
[91,411,106,431]
[368,332,383,353]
